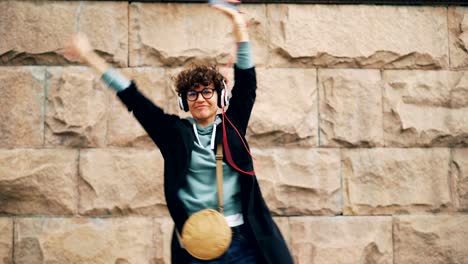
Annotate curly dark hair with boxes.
[174,64,225,97]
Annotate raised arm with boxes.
[61,33,179,155]
[62,33,130,92]
[211,3,256,134]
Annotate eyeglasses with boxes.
[186,88,215,101]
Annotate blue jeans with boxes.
[189,225,257,264]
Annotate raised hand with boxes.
[61,32,109,75]
[210,0,249,42]
[61,32,94,64]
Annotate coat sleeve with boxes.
[116,81,180,156]
[225,65,257,136]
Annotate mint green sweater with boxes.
[100,42,253,219]
[177,116,242,216]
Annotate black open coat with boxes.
[117,66,293,264]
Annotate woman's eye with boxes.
[202,89,212,95]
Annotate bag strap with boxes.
[176,143,225,248]
[216,143,224,213]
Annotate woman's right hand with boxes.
[62,32,94,64]
[61,32,110,75]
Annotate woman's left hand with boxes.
[211,0,249,42]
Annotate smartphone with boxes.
[209,0,239,11]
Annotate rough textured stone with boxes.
[342,148,452,215]
[45,67,108,147]
[452,148,468,211]
[107,68,178,148]
[394,215,468,264]
[290,216,392,264]
[14,217,156,264]
[77,2,129,67]
[152,217,173,264]
[273,217,291,247]
[0,218,12,264]
[1,3,467,263]
[129,3,268,67]
[253,148,341,215]
[79,148,167,216]
[383,70,468,147]
[0,67,45,147]
[0,149,78,215]
[318,69,383,147]
[267,5,447,69]
[248,68,317,146]
[0,1,128,66]
[449,7,468,69]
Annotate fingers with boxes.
[211,4,236,16]
[61,40,77,61]
[211,3,245,25]
[210,0,241,16]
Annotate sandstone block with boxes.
[383,70,468,147]
[290,216,392,264]
[79,148,167,216]
[248,68,317,146]
[107,68,178,148]
[153,217,173,264]
[0,67,45,147]
[267,5,447,69]
[0,218,12,264]
[342,148,452,215]
[0,149,78,215]
[318,69,383,147]
[394,215,468,264]
[449,7,468,69]
[253,148,341,215]
[0,1,128,66]
[14,217,156,264]
[273,217,290,246]
[129,3,268,67]
[452,148,468,211]
[45,67,108,147]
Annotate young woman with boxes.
[63,3,293,264]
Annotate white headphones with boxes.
[178,79,230,112]
[220,79,230,108]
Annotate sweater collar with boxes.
[187,116,221,149]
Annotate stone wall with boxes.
[1,1,467,263]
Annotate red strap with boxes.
[221,107,255,176]
[221,23,256,176]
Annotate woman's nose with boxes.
[195,93,205,102]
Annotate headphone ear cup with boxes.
[218,80,230,108]
[222,88,230,107]
[218,88,229,108]
[224,89,230,107]
[178,96,189,112]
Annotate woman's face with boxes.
[187,83,218,127]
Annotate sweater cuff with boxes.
[236,42,254,69]
[101,68,131,92]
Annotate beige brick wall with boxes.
[0,1,467,263]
